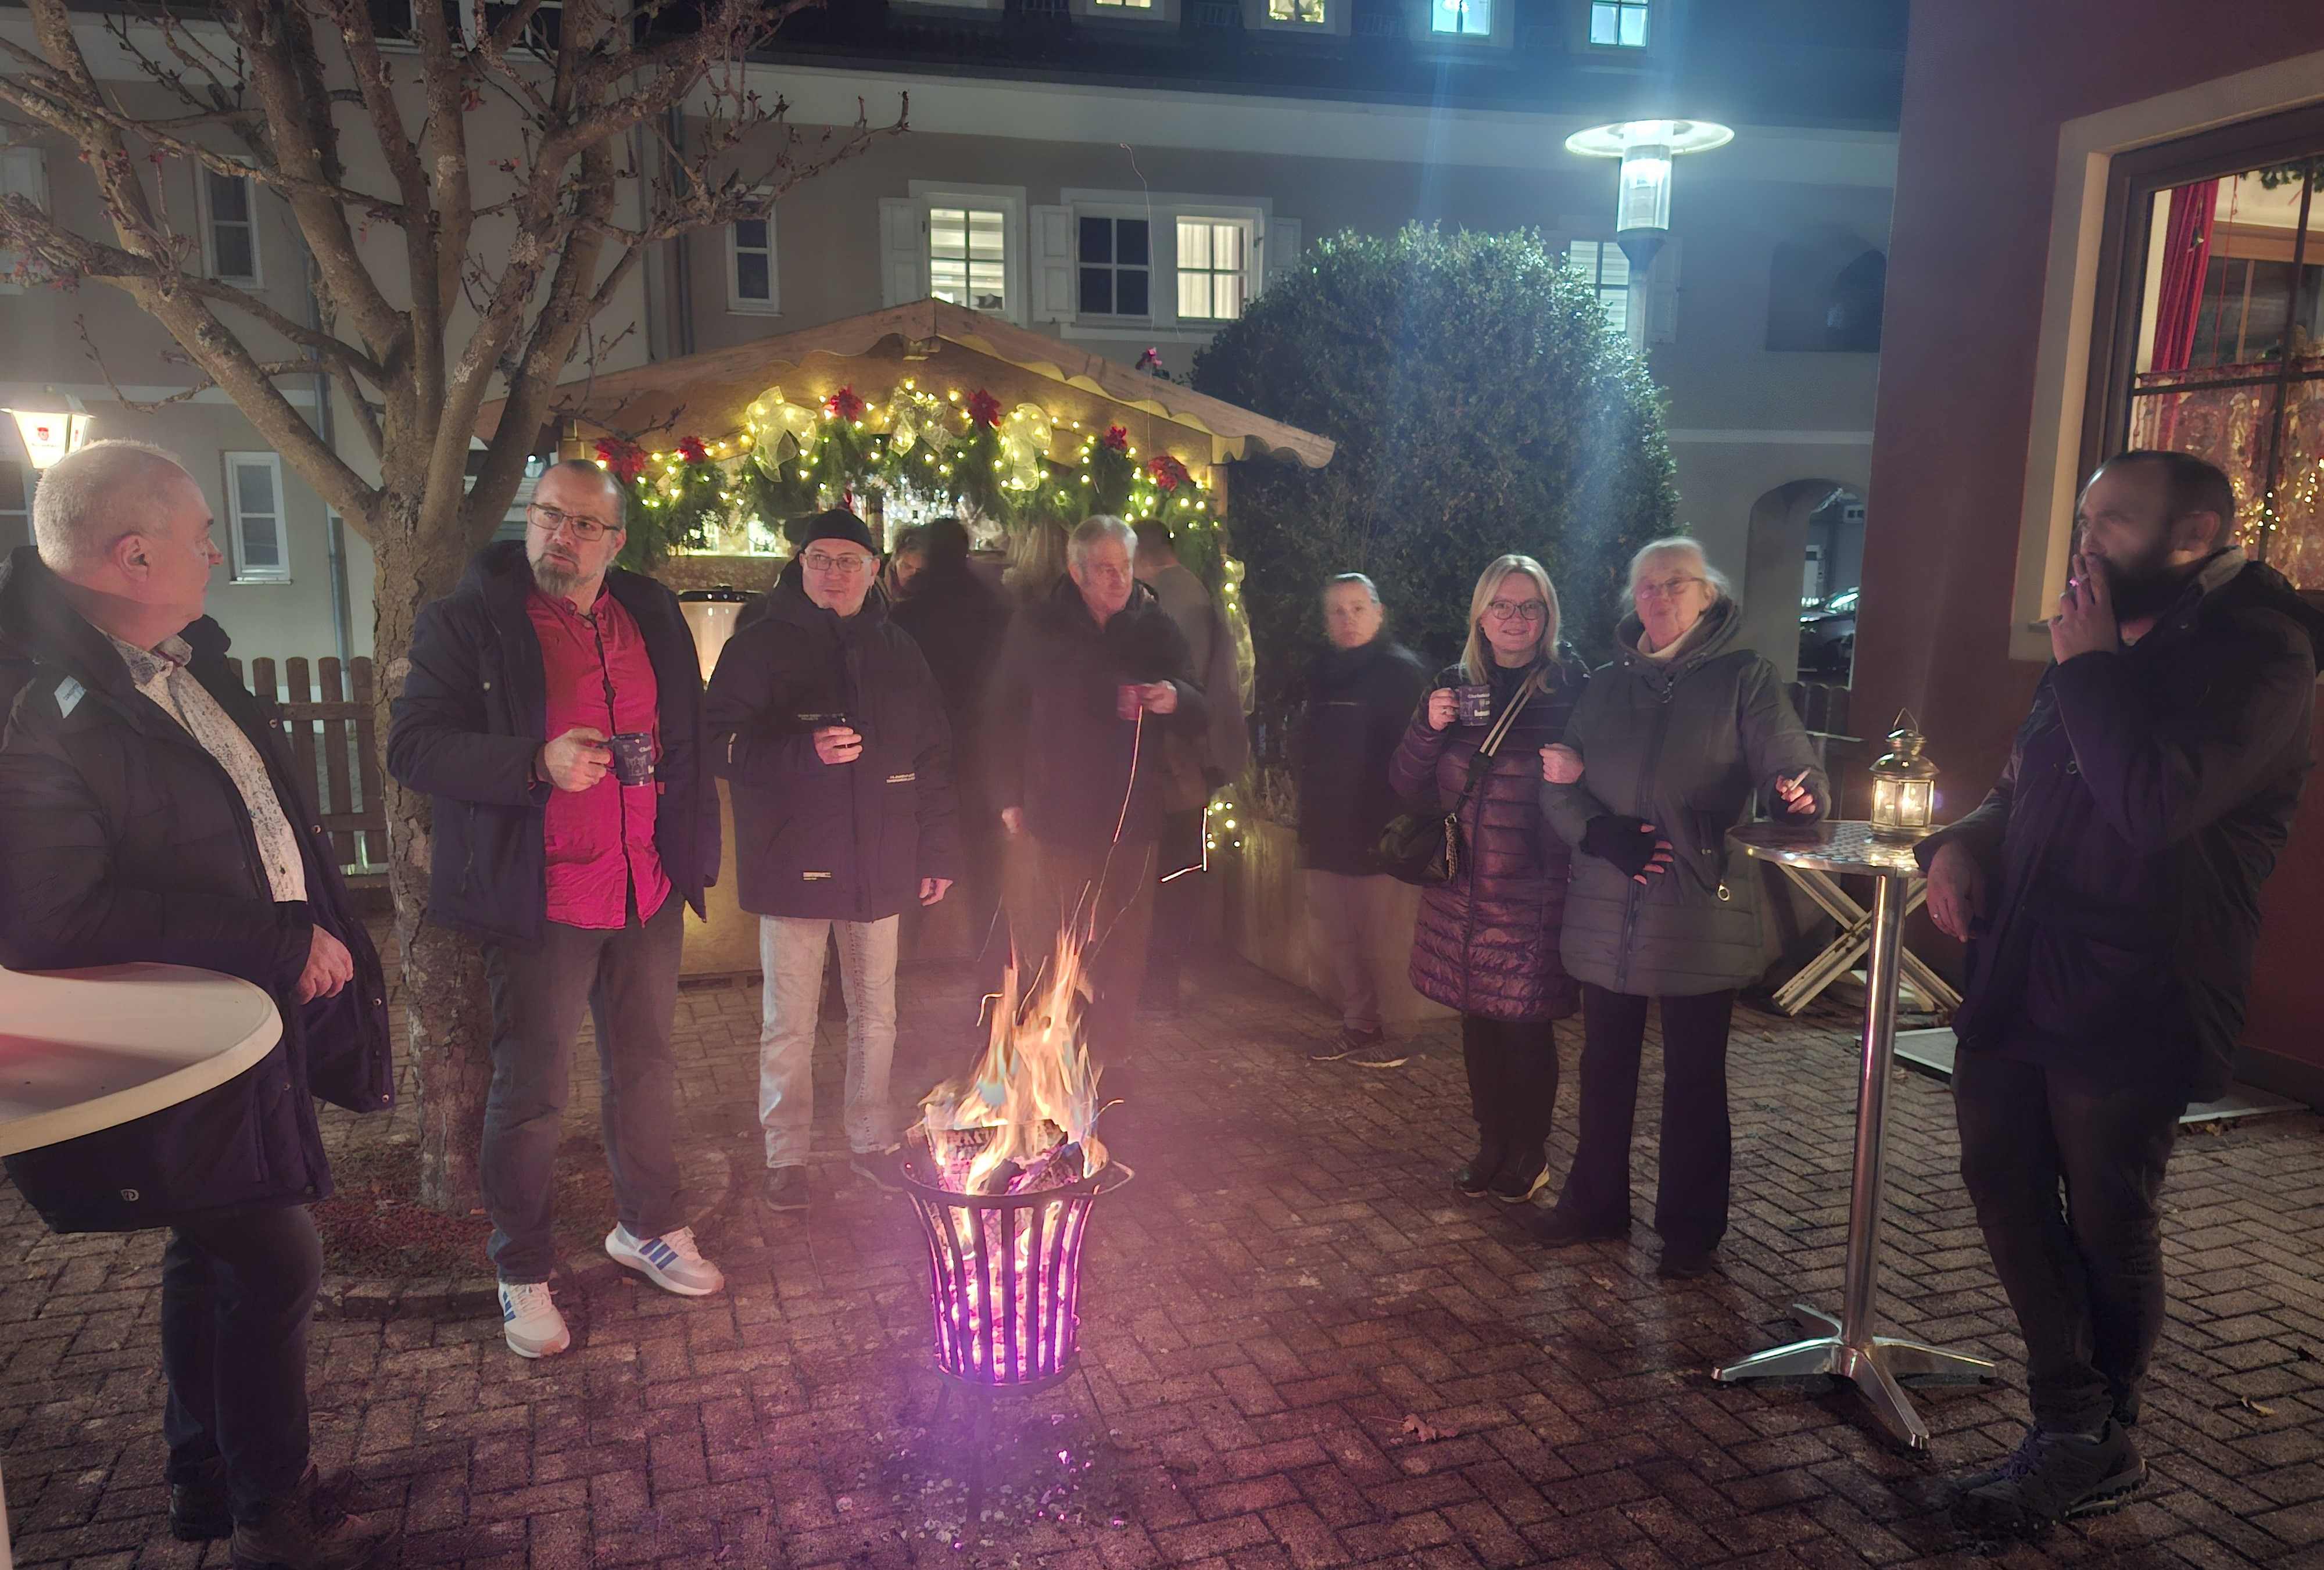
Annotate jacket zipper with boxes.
[1615,668,1680,995]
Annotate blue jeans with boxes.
[481,897,686,1284]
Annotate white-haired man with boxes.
[0,439,392,1565]
[986,515,1207,1081]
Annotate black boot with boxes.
[1488,1145,1550,1203]
[170,1463,232,1542]
[229,1466,372,1569]
[1452,1134,1507,1198]
[1956,1421,2145,1534]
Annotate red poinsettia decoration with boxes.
[1147,453,1191,493]
[825,386,866,422]
[593,437,647,485]
[1136,347,1163,375]
[966,389,1004,428]
[675,435,710,465]
[1100,425,1130,452]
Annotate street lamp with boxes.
[1564,119,1735,281]
[5,405,93,471]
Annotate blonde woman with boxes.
[1387,555,1584,1203]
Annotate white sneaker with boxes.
[499,1281,571,1358]
[606,1224,725,1297]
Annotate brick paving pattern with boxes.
[7,940,2324,1568]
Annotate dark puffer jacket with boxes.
[1293,637,1430,874]
[1542,597,1828,997]
[1919,553,2322,1104]
[1390,657,1583,1022]
[985,577,1207,851]
[386,542,719,949]
[0,548,393,1234]
[704,575,961,921]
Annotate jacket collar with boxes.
[0,546,231,709]
[1612,596,1742,679]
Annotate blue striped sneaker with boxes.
[605,1224,724,1297]
[499,1281,571,1358]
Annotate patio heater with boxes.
[1564,119,1735,339]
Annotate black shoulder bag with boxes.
[1375,684,1534,887]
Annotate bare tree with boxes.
[0,0,902,1211]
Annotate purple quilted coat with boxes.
[1390,658,1583,1023]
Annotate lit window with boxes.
[1569,240,1631,336]
[1430,0,1488,35]
[728,199,778,313]
[930,206,1008,316]
[1589,0,1648,47]
[200,168,260,286]
[225,453,289,583]
[1091,0,1155,8]
[1269,0,1327,20]
[1177,219,1249,322]
[1079,216,1151,318]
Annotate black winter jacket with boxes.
[0,548,393,1233]
[985,578,1208,851]
[890,547,1009,829]
[1292,637,1429,874]
[385,542,718,948]
[704,576,961,920]
[1918,553,2322,1103]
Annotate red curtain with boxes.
[2151,178,2219,373]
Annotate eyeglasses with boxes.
[529,502,618,542]
[801,551,872,576]
[1637,575,1706,601]
[1484,600,1547,623]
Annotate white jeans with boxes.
[757,915,901,1168]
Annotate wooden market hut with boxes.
[476,299,1337,977]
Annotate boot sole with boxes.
[1959,1461,2146,1535]
[1491,1168,1552,1204]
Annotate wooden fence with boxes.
[225,655,388,884]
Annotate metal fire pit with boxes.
[898,1130,1133,1518]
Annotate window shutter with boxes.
[0,148,49,293]
[879,197,926,307]
[1646,238,1680,345]
[1261,215,1303,294]
[1029,204,1074,323]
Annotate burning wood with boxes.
[918,929,1111,1196]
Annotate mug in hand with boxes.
[607,732,656,787]
[1116,684,1144,721]
[1454,685,1494,726]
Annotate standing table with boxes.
[1713,823,1993,1449]
[0,963,285,1568]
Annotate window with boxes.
[1430,0,1487,34]
[1588,0,1647,46]
[0,460,27,555]
[1269,0,1327,20]
[2081,107,2324,590]
[1091,0,1155,7]
[1177,218,1250,322]
[199,166,261,286]
[1078,216,1151,318]
[225,453,289,583]
[1568,240,1632,337]
[929,206,1009,316]
[727,197,779,314]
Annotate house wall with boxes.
[1849,1,2324,1093]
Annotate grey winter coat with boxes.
[1542,598,1829,997]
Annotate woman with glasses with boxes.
[1388,555,1583,1204]
[1527,537,1825,1279]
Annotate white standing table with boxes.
[0,963,284,1567]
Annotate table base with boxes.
[1714,1303,1996,1451]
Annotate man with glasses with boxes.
[704,509,959,1211]
[389,458,724,1360]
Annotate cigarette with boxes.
[1783,770,1810,792]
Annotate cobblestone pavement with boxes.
[8,941,2324,1569]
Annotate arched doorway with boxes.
[1739,478,1864,689]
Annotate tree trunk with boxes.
[371,503,497,1216]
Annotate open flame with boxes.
[919,927,1111,1195]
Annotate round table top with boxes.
[0,963,283,1157]
[1729,820,1930,877]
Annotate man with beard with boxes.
[389,459,725,1360]
[1922,450,2322,1532]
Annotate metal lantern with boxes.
[6,406,92,471]
[1868,711,1938,841]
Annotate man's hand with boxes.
[920,877,954,907]
[1774,769,1818,816]
[539,727,611,792]
[1541,744,1585,785]
[1137,683,1179,716]
[1425,689,1456,732]
[1000,806,1024,837]
[294,924,354,1005]
[2050,551,2122,664]
[813,725,864,766]
[1925,840,1988,942]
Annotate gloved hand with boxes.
[1581,815,1676,883]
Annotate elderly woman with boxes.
[1389,555,1582,1203]
[1529,537,1825,1279]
